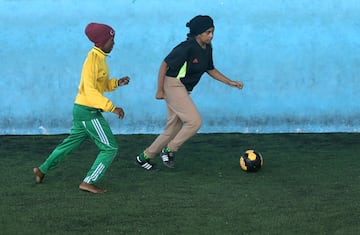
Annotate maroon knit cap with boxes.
[85,22,115,48]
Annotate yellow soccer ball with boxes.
[240,150,263,172]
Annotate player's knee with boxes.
[105,143,119,157]
[189,117,202,132]
[112,145,119,155]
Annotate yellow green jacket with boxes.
[75,47,118,112]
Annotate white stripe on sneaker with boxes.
[161,155,169,162]
[142,162,152,170]
[137,156,153,170]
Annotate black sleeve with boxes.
[164,41,190,77]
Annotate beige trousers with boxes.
[145,76,202,158]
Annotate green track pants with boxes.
[39,104,118,184]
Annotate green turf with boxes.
[1,133,360,234]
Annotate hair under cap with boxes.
[186,15,214,36]
[85,22,115,48]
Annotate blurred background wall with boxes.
[1,0,359,134]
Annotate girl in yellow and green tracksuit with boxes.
[33,22,130,194]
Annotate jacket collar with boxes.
[92,46,108,57]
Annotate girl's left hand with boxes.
[118,76,130,86]
[230,81,244,89]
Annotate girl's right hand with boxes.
[155,89,165,99]
[113,107,125,119]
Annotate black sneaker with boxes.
[160,148,175,168]
[135,156,158,171]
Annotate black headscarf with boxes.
[186,15,214,38]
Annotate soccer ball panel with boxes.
[239,157,248,171]
[246,150,258,161]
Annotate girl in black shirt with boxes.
[136,15,243,170]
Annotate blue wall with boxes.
[1,0,360,134]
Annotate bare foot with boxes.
[33,167,45,184]
[79,182,107,193]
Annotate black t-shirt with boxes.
[164,39,214,91]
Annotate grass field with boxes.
[1,133,360,234]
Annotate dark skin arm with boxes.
[112,76,131,119]
[155,61,168,99]
[154,62,244,101]
[207,68,244,89]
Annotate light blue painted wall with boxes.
[1,0,360,134]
